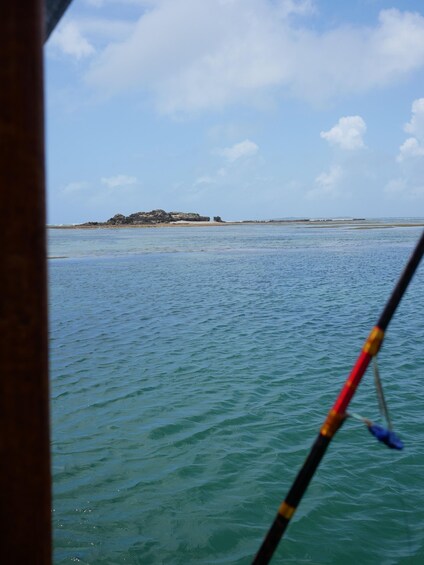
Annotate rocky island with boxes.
[84,209,213,226]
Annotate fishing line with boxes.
[352,357,413,559]
[347,355,403,449]
[373,358,393,431]
[377,356,413,559]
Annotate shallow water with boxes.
[49,224,424,564]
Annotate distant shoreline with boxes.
[49,221,234,229]
[48,219,424,230]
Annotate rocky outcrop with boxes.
[105,209,210,225]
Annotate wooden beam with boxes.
[0,2,51,563]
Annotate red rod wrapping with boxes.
[333,350,372,414]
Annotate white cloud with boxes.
[189,138,262,196]
[404,98,424,139]
[320,116,366,150]
[194,176,215,186]
[62,181,91,194]
[390,98,424,199]
[63,176,138,195]
[277,0,315,18]
[397,99,424,161]
[50,22,96,59]
[85,4,424,114]
[84,0,149,6]
[101,174,138,188]
[48,16,136,58]
[315,165,343,190]
[78,18,136,42]
[220,139,259,162]
[306,165,343,199]
[397,137,424,161]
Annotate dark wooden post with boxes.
[0,2,52,563]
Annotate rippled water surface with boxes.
[49,225,424,564]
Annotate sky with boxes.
[45,0,424,224]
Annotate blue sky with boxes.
[45,0,424,223]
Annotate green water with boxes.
[49,224,424,564]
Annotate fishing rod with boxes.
[252,229,424,565]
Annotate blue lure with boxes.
[367,424,404,450]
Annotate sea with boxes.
[48,222,424,565]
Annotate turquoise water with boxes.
[49,225,424,564]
